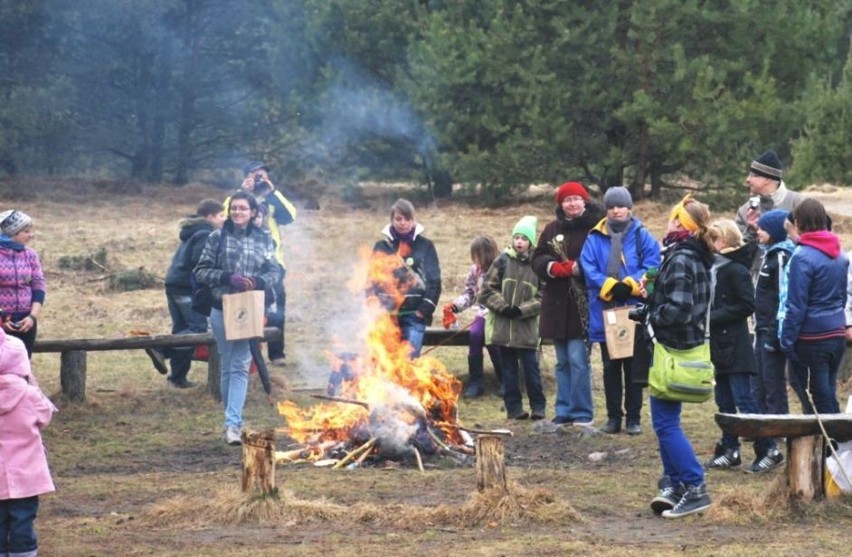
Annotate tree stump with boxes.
[207,343,221,402]
[241,429,276,496]
[787,434,825,501]
[59,350,87,403]
[475,435,507,492]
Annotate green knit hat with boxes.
[512,215,538,245]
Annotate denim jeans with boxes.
[715,373,776,455]
[501,346,546,416]
[0,495,39,554]
[468,315,502,376]
[266,267,286,361]
[600,343,644,424]
[791,337,844,414]
[398,313,426,358]
[752,330,790,414]
[650,396,704,487]
[552,339,593,422]
[165,292,209,382]
[210,308,252,429]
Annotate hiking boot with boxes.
[167,377,196,389]
[625,422,642,436]
[225,426,242,446]
[600,418,621,434]
[704,442,741,470]
[744,448,784,474]
[145,348,168,375]
[463,380,485,399]
[662,483,711,518]
[509,411,530,420]
[650,476,685,515]
[530,411,546,421]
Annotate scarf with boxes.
[663,230,691,247]
[605,217,631,278]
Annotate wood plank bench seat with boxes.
[715,412,852,501]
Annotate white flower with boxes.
[405,257,414,266]
[555,234,564,242]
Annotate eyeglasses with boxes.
[562,196,585,203]
[229,205,251,212]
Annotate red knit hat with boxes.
[556,181,589,204]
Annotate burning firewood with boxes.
[332,437,377,469]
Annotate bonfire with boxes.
[276,247,474,469]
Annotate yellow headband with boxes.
[670,194,699,233]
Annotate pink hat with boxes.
[0,329,32,377]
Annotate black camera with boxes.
[627,304,649,324]
[253,173,271,196]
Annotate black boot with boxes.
[464,355,485,398]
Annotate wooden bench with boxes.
[32,327,468,403]
[715,412,852,501]
[33,327,281,403]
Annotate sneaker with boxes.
[650,476,685,515]
[600,418,621,434]
[225,426,242,446]
[463,380,485,399]
[270,357,287,367]
[551,416,573,425]
[744,448,784,474]
[704,443,741,469]
[572,419,594,427]
[625,422,642,436]
[145,348,168,375]
[662,483,711,518]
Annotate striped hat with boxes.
[749,150,783,180]
[0,210,33,236]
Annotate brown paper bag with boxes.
[603,306,636,360]
[222,291,265,341]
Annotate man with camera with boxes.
[734,149,803,267]
[236,160,297,366]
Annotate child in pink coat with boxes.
[0,328,56,556]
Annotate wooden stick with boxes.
[332,438,377,469]
[457,425,514,437]
[354,445,374,467]
[412,447,425,473]
[310,394,370,410]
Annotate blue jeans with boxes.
[211,308,252,429]
[792,337,844,414]
[651,396,704,487]
[752,330,790,414]
[398,313,426,358]
[0,495,39,554]
[165,292,209,382]
[552,339,593,421]
[715,373,776,455]
[501,347,546,416]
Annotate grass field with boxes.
[12,180,852,555]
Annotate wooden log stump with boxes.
[475,435,507,492]
[242,429,276,496]
[59,350,87,403]
[787,434,824,502]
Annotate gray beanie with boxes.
[0,210,33,236]
[603,187,633,209]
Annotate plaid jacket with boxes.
[193,223,281,310]
[648,236,713,350]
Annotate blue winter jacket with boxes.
[580,216,661,343]
[780,230,848,353]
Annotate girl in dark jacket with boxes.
[704,219,782,474]
[645,195,713,519]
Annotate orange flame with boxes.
[278,246,462,452]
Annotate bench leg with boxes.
[787,434,825,502]
[60,350,87,403]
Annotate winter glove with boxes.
[550,260,575,278]
[442,304,458,329]
[611,281,633,303]
[250,277,266,291]
[501,306,522,319]
[229,273,253,291]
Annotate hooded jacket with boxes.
[165,216,215,295]
[372,223,442,323]
[0,329,55,500]
[648,236,713,350]
[709,244,756,375]
[581,216,661,343]
[531,200,605,340]
[780,230,849,352]
[754,239,795,338]
[479,247,541,349]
